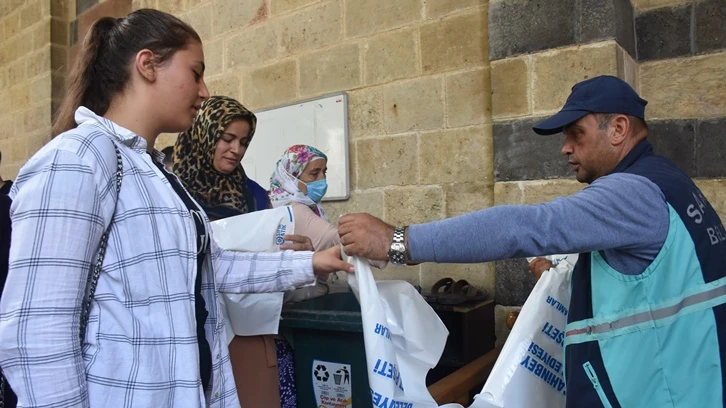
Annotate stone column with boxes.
[487,0,638,344]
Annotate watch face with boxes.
[390,242,406,252]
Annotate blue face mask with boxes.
[305,179,328,203]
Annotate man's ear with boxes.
[610,114,630,146]
[135,49,157,83]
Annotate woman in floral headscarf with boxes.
[269,144,338,407]
[269,144,338,249]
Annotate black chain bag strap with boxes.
[1,142,123,408]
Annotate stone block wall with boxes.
[141,0,496,293]
[0,0,70,179]
[489,0,726,343]
[0,0,724,345]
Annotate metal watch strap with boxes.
[388,226,408,265]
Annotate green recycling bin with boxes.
[279,291,372,408]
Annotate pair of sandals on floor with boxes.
[424,277,488,305]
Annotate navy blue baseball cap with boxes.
[533,75,648,135]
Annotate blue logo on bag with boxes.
[275,224,287,246]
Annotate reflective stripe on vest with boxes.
[565,275,726,345]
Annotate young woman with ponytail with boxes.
[0,9,352,408]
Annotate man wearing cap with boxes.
[338,75,726,407]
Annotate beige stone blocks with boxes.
[347,141,357,190]
[345,0,423,38]
[0,42,18,65]
[494,181,523,205]
[347,87,384,140]
[20,1,42,28]
[131,0,155,10]
[241,59,296,109]
[279,1,340,54]
[182,3,212,41]
[383,76,444,133]
[446,68,491,126]
[532,41,619,113]
[444,182,493,217]
[696,179,726,221]
[299,43,360,96]
[30,74,51,101]
[0,0,55,172]
[363,29,418,86]
[50,0,72,19]
[425,0,486,18]
[371,263,421,285]
[640,52,726,119]
[226,23,278,69]
[213,0,266,36]
[384,185,444,225]
[203,38,224,77]
[420,9,487,74]
[521,179,584,204]
[357,135,418,188]
[9,86,30,111]
[491,56,529,119]
[0,68,7,90]
[31,20,50,51]
[155,0,185,14]
[631,0,692,11]
[271,0,321,16]
[206,72,241,100]
[0,0,25,17]
[494,180,584,206]
[0,118,14,143]
[419,125,493,185]
[616,46,638,90]
[4,12,21,40]
[323,189,385,224]
[15,33,33,61]
[5,137,28,168]
[7,60,25,84]
[186,0,204,10]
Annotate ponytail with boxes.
[52,17,116,136]
[52,9,200,136]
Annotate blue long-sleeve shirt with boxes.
[408,172,670,275]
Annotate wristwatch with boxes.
[387,226,408,266]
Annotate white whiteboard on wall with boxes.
[242,92,350,201]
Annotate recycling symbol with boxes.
[314,364,329,382]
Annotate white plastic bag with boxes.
[344,253,449,408]
[467,254,577,408]
[210,207,295,342]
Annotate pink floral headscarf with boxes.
[269,145,328,220]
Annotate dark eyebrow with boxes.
[564,124,582,133]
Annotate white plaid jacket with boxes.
[0,107,315,407]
